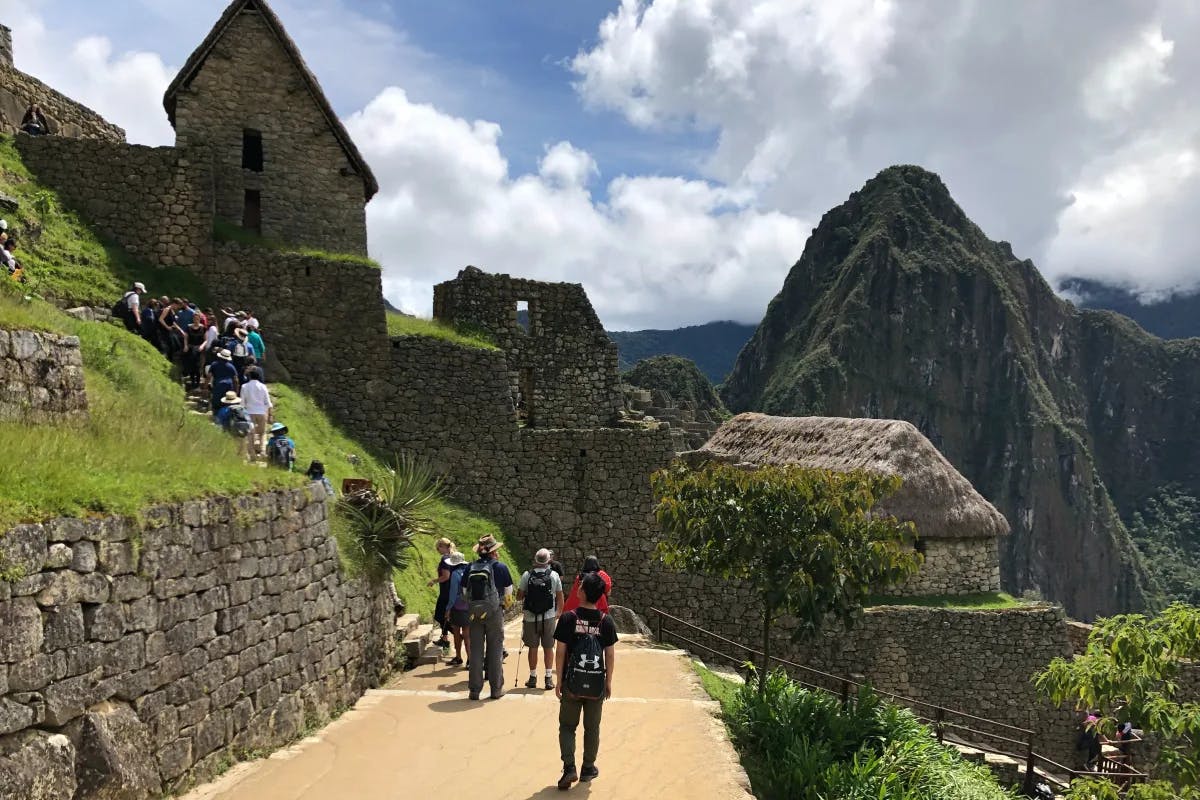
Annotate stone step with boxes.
[410,643,443,667]
[395,613,421,639]
[402,629,431,662]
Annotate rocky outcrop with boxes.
[0,329,87,423]
[720,165,1192,620]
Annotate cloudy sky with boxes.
[3,0,1199,328]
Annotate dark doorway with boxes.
[243,190,262,234]
[242,129,264,172]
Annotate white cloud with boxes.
[574,0,1200,297]
[347,87,808,329]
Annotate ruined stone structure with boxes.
[0,39,123,142]
[622,386,721,452]
[434,268,624,429]
[0,329,87,423]
[0,487,393,798]
[164,0,377,255]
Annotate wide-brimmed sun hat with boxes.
[473,534,502,555]
[216,348,232,361]
[270,422,288,434]
[220,391,241,405]
[535,548,552,565]
[446,551,466,567]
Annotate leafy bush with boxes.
[725,668,1017,800]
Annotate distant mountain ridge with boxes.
[1061,277,1200,340]
[608,321,756,384]
[720,164,1200,620]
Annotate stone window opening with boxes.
[517,367,534,427]
[913,537,927,555]
[242,129,264,172]
[243,189,262,234]
[515,300,532,334]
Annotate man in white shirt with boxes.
[516,548,565,690]
[238,366,273,461]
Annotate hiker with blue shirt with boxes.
[464,534,513,700]
[443,551,470,667]
[266,423,295,471]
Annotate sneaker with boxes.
[526,675,538,689]
[580,765,599,782]
[447,656,463,666]
[468,691,480,701]
[558,765,578,791]
[545,673,555,690]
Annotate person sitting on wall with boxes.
[0,238,17,273]
[305,460,335,497]
[20,103,48,136]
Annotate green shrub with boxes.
[725,668,1017,800]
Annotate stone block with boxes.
[68,702,163,799]
[0,597,43,661]
[0,730,76,800]
[71,540,98,573]
[45,543,73,569]
[0,696,35,736]
[97,541,136,576]
[1,524,47,578]
[42,603,85,650]
[43,667,107,727]
[83,603,125,642]
[8,653,53,693]
[155,736,192,782]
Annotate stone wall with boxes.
[892,537,1001,596]
[15,136,213,269]
[0,63,124,142]
[171,6,368,255]
[0,487,393,798]
[434,268,625,429]
[0,329,87,423]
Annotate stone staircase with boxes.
[394,613,444,667]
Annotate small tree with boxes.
[652,462,921,688]
[1035,603,1200,795]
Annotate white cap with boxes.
[535,548,552,565]
[0,220,7,230]
[133,282,146,292]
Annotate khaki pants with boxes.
[248,414,268,459]
[559,696,604,768]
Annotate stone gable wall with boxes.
[15,136,214,269]
[894,537,1001,596]
[0,487,393,798]
[433,268,625,429]
[172,8,368,255]
[0,329,87,423]
[0,63,124,142]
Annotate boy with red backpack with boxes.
[553,572,617,790]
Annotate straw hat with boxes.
[216,348,233,361]
[220,391,241,406]
[473,534,502,555]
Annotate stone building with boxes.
[163,0,378,255]
[688,412,1009,595]
[433,267,624,429]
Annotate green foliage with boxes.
[866,592,1023,610]
[1035,603,1200,785]
[213,219,380,267]
[335,454,444,582]
[1127,485,1200,605]
[653,462,921,680]
[723,668,1017,800]
[622,354,728,413]
[1064,778,1200,800]
[385,311,499,351]
[0,135,208,306]
[693,662,741,713]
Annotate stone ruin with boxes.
[619,385,721,453]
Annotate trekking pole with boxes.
[514,640,525,688]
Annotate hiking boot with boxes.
[580,765,599,783]
[490,689,505,700]
[468,691,480,701]
[525,675,538,689]
[557,765,578,791]
[447,656,463,666]
[545,674,555,690]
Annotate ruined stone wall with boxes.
[172,7,367,255]
[0,63,124,142]
[0,329,87,424]
[0,487,393,798]
[15,136,213,269]
[433,268,624,429]
[892,537,1001,596]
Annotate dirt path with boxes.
[181,621,753,800]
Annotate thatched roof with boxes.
[692,413,1009,540]
[163,0,379,201]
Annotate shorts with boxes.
[522,618,556,650]
[449,608,469,628]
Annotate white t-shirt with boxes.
[125,292,140,318]
[239,380,272,416]
[518,567,563,622]
[204,325,219,347]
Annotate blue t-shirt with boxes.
[176,306,195,329]
[209,359,238,392]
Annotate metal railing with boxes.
[649,607,1146,797]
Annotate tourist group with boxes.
[429,535,617,791]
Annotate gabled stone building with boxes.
[164,0,378,255]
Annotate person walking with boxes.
[427,537,455,649]
[239,367,273,461]
[562,556,613,614]
[207,348,239,416]
[554,572,617,790]
[443,551,471,667]
[464,534,513,700]
[182,313,207,389]
[516,548,564,690]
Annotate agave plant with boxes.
[337,453,444,581]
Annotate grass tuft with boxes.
[865,591,1024,610]
[386,311,499,351]
[213,219,380,267]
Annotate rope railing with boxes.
[648,607,1148,797]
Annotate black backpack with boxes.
[227,407,253,438]
[111,292,136,331]
[564,613,607,700]
[523,567,555,617]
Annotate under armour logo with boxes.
[576,654,601,670]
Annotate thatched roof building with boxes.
[691,413,1009,541]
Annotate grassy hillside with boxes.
[609,320,756,384]
[386,310,498,351]
[0,139,518,615]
